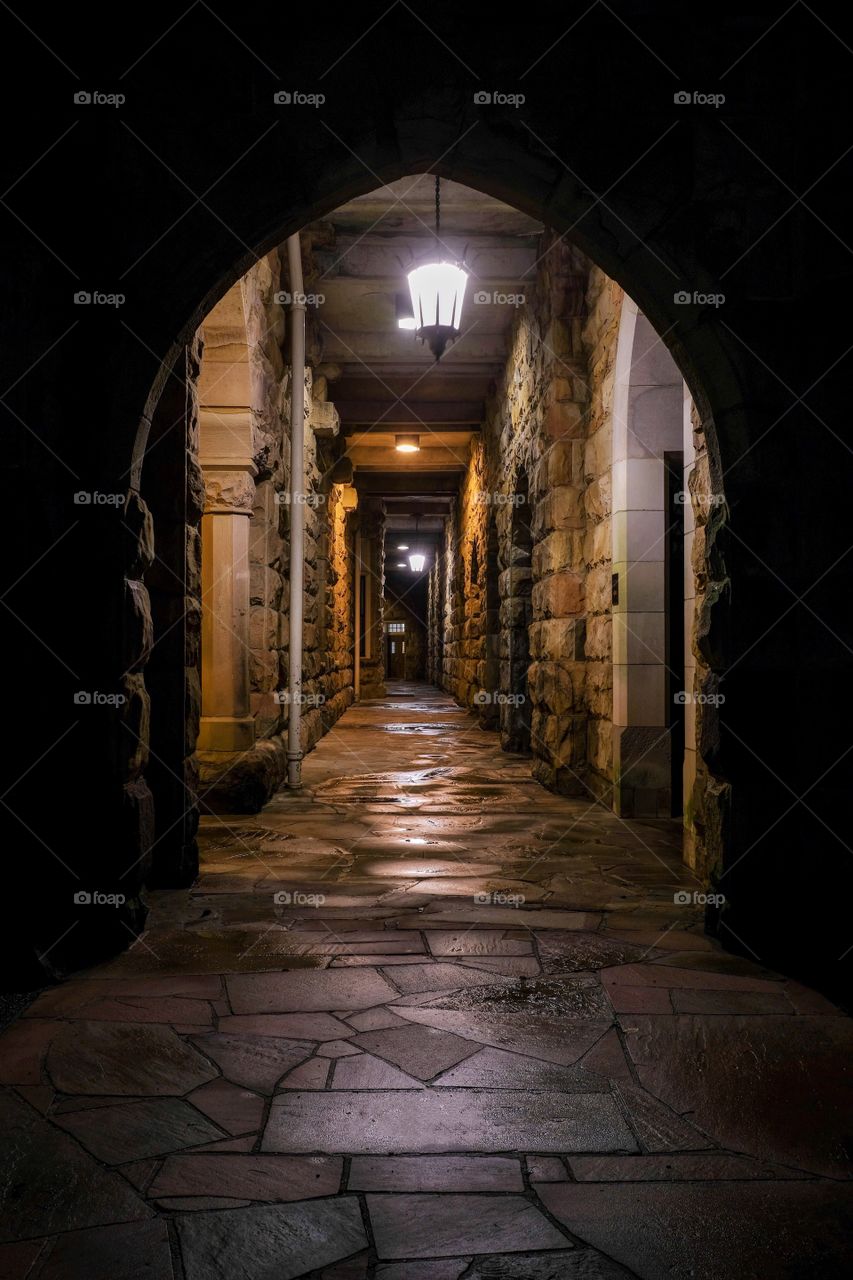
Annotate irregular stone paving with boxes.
[1,683,852,1278]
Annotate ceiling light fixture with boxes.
[397,543,410,550]
[407,175,468,362]
[395,434,420,453]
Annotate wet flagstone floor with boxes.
[2,684,852,1278]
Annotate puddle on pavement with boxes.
[420,974,611,1019]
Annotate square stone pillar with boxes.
[196,407,257,755]
[355,497,386,699]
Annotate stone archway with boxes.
[66,132,737,976]
[9,9,851,987]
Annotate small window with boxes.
[386,621,405,634]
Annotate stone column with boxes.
[196,410,257,756]
[355,497,386,699]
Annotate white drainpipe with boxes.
[286,234,306,788]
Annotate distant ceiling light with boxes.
[397,543,410,550]
[407,176,468,361]
[396,561,407,568]
[396,292,416,330]
[408,552,426,572]
[395,434,420,453]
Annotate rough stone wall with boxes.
[143,335,205,885]
[525,239,604,794]
[577,267,620,798]
[427,558,444,685]
[198,252,356,807]
[432,235,612,794]
[686,398,729,885]
[443,437,490,709]
[313,477,356,737]
[427,248,719,867]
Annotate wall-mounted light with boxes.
[395,434,420,453]
[407,176,468,361]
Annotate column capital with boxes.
[203,464,256,515]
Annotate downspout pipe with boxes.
[286,234,306,788]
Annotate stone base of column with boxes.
[359,657,386,700]
[197,716,256,752]
[613,725,671,817]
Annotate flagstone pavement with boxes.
[2,684,852,1278]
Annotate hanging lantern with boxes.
[407,176,468,361]
[407,513,427,572]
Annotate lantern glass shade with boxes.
[407,261,468,359]
[408,552,426,572]
[396,292,417,330]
